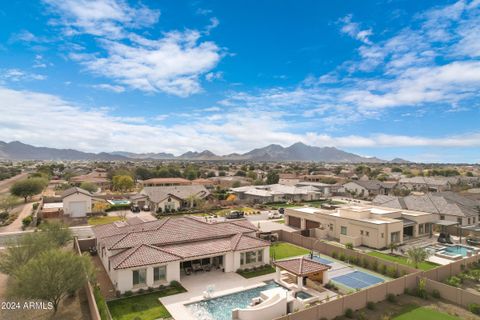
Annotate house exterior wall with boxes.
[63,193,92,217]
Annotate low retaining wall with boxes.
[73,237,102,320]
[425,278,480,308]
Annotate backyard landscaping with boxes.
[88,216,122,226]
[368,251,439,271]
[443,262,480,295]
[237,264,276,278]
[270,242,310,260]
[107,283,186,320]
[392,304,462,320]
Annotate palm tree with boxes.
[388,242,398,255]
[406,247,431,269]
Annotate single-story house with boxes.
[343,180,395,197]
[93,216,270,293]
[141,178,192,187]
[373,192,480,227]
[131,185,211,212]
[70,170,110,191]
[62,187,93,218]
[397,176,456,192]
[231,184,324,204]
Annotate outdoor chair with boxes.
[184,267,192,275]
[204,264,212,272]
[192,263,203,272]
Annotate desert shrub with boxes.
[124,290,133,297]
[387,266,398,278]
[469,303,480,315]
[445,275,462,287]
[366,301,375,310]
[372,260,378,272]
[22,215,32,227]
[339,253,346,261]
[362,258,370,269]
[380,264,388,275]
[345,242,354,250]
[386,293,396,303]
[416,278,428,299]
[331,251,338,259]
[345,308,354,318]
[431,289,441,299]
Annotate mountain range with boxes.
[0,141,409,163]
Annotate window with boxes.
[381,233,384,238]
[133,269,146,286]
[457,218,462,225]
[360,230,363,235]
[329,224,333,231]
[468,218,471,225]
[154,266,166,282]
[366,231,369,237]
[241,250,263,265]
[440,215,445,220]
[391,231,400,243]
[473,217,476,224]
[419,224,424,234]
[340,226,347,235]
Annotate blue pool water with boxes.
[296,291,313,299]
[332,270,384,290]
[310,255,333,265]
[442,245,472,257]
[186,281,286,320]
[107,199,131,205]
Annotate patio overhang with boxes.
[274,257,330,277]
[401,218,416,227]
[433,220,459,227]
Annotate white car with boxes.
[268,211,282,219]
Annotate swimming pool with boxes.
[331,270,384,290]
[442,245,472,257]
[186,281,286,320]
[309,255,333,265]
[296,291,313,300]
[107,199,131,205]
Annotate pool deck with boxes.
[160,270,278,320]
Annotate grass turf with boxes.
[392,304,461,320]
[108,285,186,320]
[237,265,276,278]
[368,251,439,271]
[270,242,310,260]
[88,216,122,226]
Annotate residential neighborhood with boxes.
[1,1,480,320]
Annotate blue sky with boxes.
[0,0,479,163]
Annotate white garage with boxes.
[62,187,92,218]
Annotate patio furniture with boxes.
[184,267,192,275]
[192,262,203,272]
[204,264,212,272]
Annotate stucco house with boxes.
[285,205,436,249]
[231,184,323,204]
[131,185,211,212]
[92,216,270,293]
[61,187,92,218]
[343,180,394,198]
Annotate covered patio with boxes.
[274,257,331,291]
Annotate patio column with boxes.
[322,271,329,285]
[297,276,303,290]
[276,266,281,281]
[301,218,306,230]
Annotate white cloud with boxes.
[1,86,479,157]
[43,0,160,39]
[205,71,223,82]
[91,83,125,92]
[0,69,47,82]
[339,14,373,45]
[43,0,224,97]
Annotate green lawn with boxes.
[393,304,461,320]
[88,216,122,226]
[368,251,439,271]
[237,265,276,278]
[108,285,186,320]
[270,242,310,260]
[274,219,285,224]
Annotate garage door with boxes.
[288,216,301,228]
[306,220,320,229]
[70,201,87,217]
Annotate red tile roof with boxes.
[274,258,331,276]
[111,244,182,269]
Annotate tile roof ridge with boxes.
[112,244,142,269]
[230,233,243,251]
[142,243,183,258]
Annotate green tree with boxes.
[406,247,431,269]
[232,181,241,188]
[266,171,280,184]
[388,242,398,254]
[10,250,94,313]
[39,222,72,246]
[79,182,98,194]
[247,171,257,180]
[0,195,19,212]
[10,178,47,202]
[218,171,226,177]
[112,175,134,192]
[135,167,153,180]
[235,170,247,177]
[0,233,54,275]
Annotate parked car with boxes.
[130,205,140,213]
[142,205,150,211]
[268,211,282,219]
[278,207,285,215]
[225,210,244,219]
